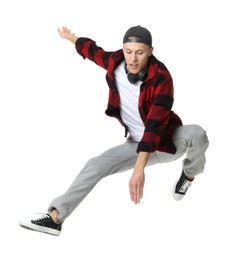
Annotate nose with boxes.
[131,52,137,62]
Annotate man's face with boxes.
[123,42,153,74]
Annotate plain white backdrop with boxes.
[0,0,226,259]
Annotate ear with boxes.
[149,47,154,56]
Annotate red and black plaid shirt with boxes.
[76,38,182,154]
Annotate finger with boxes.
[137,186,140,203]
[136,186,141,204]
[134,191,138,204]
[129,183,136,203]
[132,185,139,204]
[137,184,144,203]
[130,186,135,202]
[140,185,143,199]
[63,26,68,32]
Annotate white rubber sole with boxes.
[19,220,61,236]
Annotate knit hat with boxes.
[123,25,152,47]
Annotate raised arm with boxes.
[57,26,78,44]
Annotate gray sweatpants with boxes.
[48,124,209,222]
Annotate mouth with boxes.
[129,64,139,71]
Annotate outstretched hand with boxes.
[57,26,73,38]
[57,26,78,43]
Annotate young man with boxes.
[19,26,209,236]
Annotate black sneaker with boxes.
[173,171,193,201]
[19,213,62,236]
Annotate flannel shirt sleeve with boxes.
[75,37,113,70]
[137,71,174,154]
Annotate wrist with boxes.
[134,162,145,172]
[65,34,78,44]
[135,152,150,169]
[134,152,150,171]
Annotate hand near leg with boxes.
[129,152,149,204]
[129,169,145,204]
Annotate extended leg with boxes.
[48,138,140,222]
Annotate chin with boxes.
[129,68,140,74]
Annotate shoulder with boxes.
[147,55,171,81]
[149,55,169,73]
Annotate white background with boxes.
[0,0,226,259]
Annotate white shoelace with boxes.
[32,213,50,221]
[179,180,191,193]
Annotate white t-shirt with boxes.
[114,61,145,142]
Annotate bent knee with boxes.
[174,124,209,148]
[189,124,209,148]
